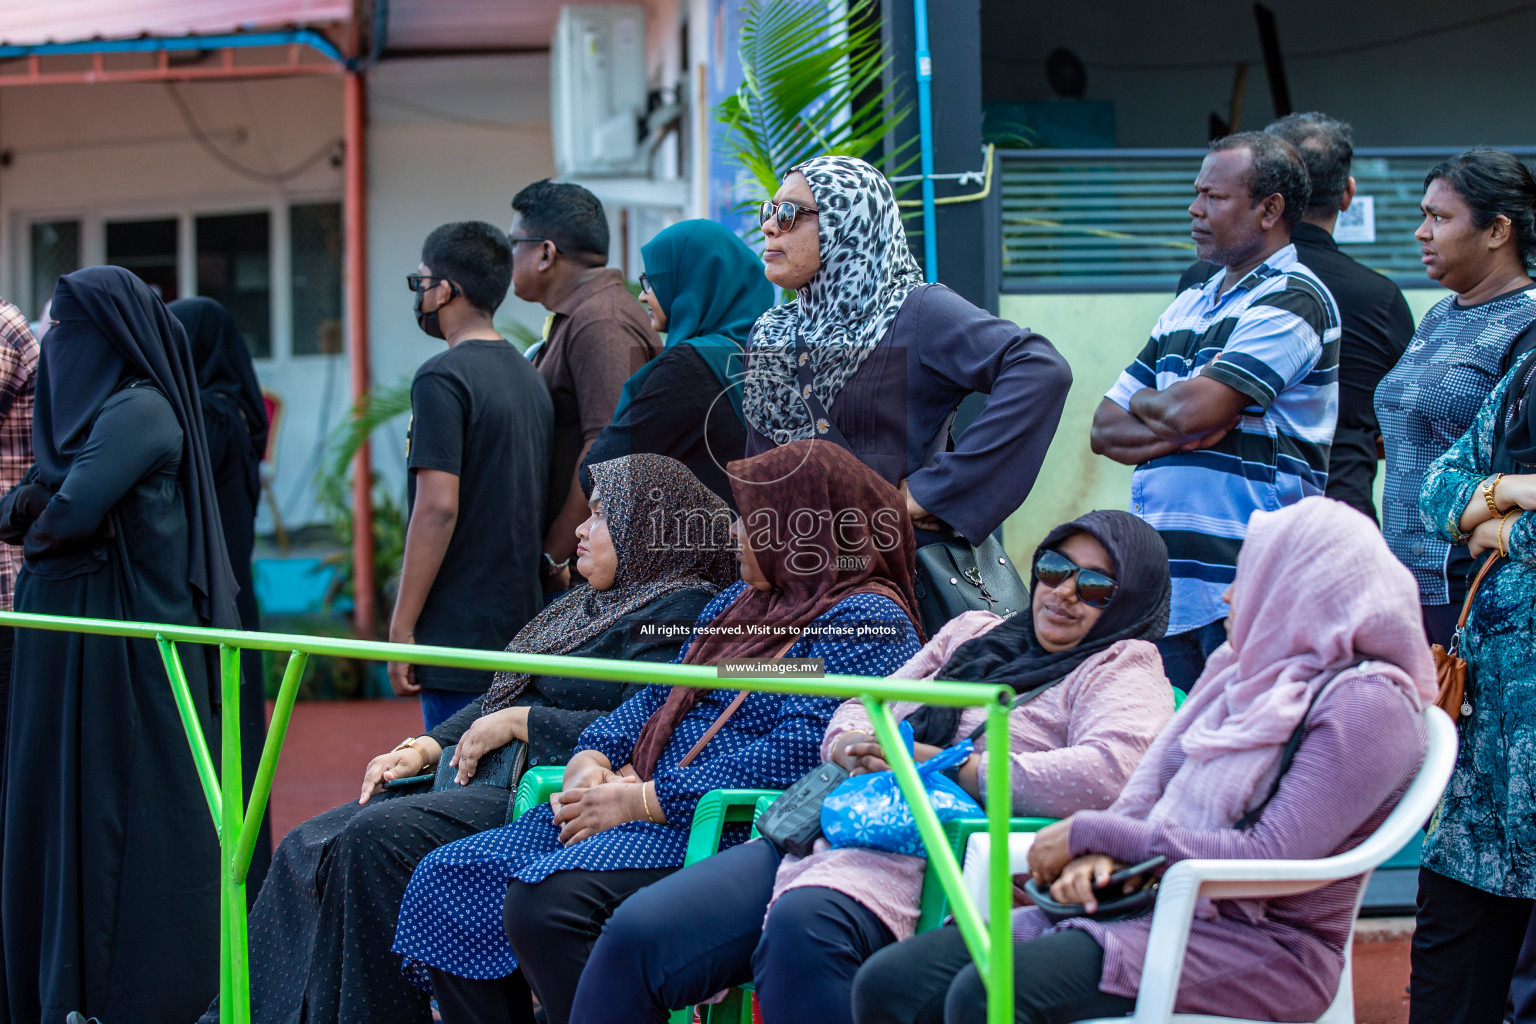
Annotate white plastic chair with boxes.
[962,832,1036,923]
[962,707,1457,1024]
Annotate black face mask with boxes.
[413,287,446,340]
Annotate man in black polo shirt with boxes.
[1179,112,1412,523]
[389,222,554,729]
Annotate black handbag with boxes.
[757,761,851,857]
[913,532,1030,637]
[431,739,528,793]
[791,335,1028,637]
[1024,868,1162,924]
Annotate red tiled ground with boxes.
[267,697,423,840]
[1354,924,1413,1024]
[264,699,1414,1024]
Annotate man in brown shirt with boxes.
[509,180,659,593]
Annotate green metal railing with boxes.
[0,612,1016,1024]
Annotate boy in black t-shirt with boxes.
[391,222,553,730]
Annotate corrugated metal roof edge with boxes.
[0,27,348,64]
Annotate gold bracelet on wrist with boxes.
[1485,473,1508,516]
[640,783,658,823]
[392,736,436,772]
[1499,509,1519,559]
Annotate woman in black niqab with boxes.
[0,265,236,1023]
[29,268,240,624]
[171,295,274,895]
[172,294,269,504]
[908,509,1172,743]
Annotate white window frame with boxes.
[13,191,342,365]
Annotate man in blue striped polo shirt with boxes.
[1091,132,1341,691]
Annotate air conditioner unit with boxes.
[551,5,649,178]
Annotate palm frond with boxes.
[318,379,413,486]
[714,0,914,198]
[311,379,415,616]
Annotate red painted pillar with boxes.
[344,68,377,638]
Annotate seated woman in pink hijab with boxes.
[853,496,1438,1024]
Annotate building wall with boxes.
[364,54,557,510]
[997,285,1448,564]
[0,54,558,531]
[0,73,348,532]
[981,0,1536,148]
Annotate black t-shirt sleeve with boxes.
[408,371,467,477]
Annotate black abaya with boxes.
[202,387,272,894]
[0,386,220,1022]
[0,267,238,1023]
[171,296,273,897]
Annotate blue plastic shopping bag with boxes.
[820,720,984,856]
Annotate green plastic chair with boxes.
[511,770,777,1024]
[511,765,565,820]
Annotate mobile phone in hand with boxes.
[1096,855,1167,893]
[382,773,434,790]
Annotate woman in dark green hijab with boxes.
[582,219,772,509]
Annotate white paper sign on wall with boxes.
[1334,195,1376,244]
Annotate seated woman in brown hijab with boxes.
[393,440,925,1024]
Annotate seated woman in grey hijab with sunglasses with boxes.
[200,456,738,1024]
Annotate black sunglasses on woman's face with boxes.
[1033,549,1119,608]
[760,200,819,233]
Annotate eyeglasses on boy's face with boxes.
[759,200,819,233]
[1032,549,1119,609]
[407,274,461,300]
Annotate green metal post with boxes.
[984,700,1014,1024]
[156,636,222,833]
[234,651,308,880]
[220,645,251,1024]
[863,700,990,976]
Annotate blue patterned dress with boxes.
[1420,364,1536,897]
[391,581,920,985]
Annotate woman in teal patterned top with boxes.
[1415,351,1536,1022]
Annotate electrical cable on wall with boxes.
[369,92,549,134]
[165,82,342,185]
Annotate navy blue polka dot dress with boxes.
[391,581,919,987]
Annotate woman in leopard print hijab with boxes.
[738,153,1072,559]
[740,155,925,446]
